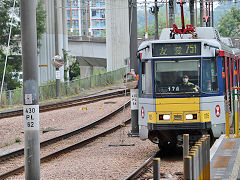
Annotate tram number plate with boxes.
[174,115,182,120]
[168,86,180,92]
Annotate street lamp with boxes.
[52,55,64,98]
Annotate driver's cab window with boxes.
[154,59,200,94]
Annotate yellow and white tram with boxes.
[137,27,240,148]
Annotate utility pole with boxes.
[20,0,40,179]
[144,0,148,39]
[189,0,195,26]
[154,0,159,40]
[129,0,139,135]
[169,0,175,27]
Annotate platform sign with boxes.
[131,89,139,110]
[23,105,39,130]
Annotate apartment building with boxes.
[89,0,106,37]
[67,0,106,37]
[66,0,89,36]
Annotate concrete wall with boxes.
[38,0,68,84]
[105,0,130,71]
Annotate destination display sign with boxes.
[152,42,201,57]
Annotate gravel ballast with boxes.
[1,90,183,179]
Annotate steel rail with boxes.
[0,100,130,162]
[0,119,131,179]
[0,89,129,119]
[125,153,157,180]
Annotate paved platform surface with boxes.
[210,135,240,180]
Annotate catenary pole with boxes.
[20,0,40,179]
[169,0,175,27]
[165,0,168,28]
[129,0,139,135]
[200,0,204,26]
[189,0,195,26]
[144,0,148,39]
[129,0,138,74]
[195,0,197,26]
[211,0,214,27]
[54,0,60,97]
[154,0,159,40]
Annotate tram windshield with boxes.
[155,59,200,94]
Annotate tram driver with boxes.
[182,74,199,92]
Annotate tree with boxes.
[138,11,190,37]
[217,7,240,37]
[69,61,80,80]
[36,0,47,49]
[0,0,46,90]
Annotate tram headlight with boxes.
[163,114,170,120]
[159,114,170,120]
[186,114,197,120]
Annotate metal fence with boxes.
[0,67,126,108]
[184,135,211,180]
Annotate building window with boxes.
[73,20,79,27]
[73,0,78,7]
[73,10,77,16]
[92,0,96,7]
[92,10,96,17]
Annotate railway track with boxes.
[125,151,184,180]
[0,89,129,119]
[125,153,156,180]
[0,101,130,179]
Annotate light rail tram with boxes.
[137,27,240,149]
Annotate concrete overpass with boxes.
[68,36,106,68]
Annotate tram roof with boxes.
[138,27,238,56]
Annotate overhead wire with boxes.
[0,0,17,106]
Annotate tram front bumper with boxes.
[148,122,211,130]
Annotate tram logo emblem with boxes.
[141,106,145,119]
[215,105,221,118]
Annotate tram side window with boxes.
[202,59,218,93]
[141,61,153,95]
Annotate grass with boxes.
[0,138,22,148]
[0,81,124,111]
[15,137,21,143]
[4,143,10,147]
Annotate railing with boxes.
[0,67,126,108]
[230,87,240,138]
[184,135,211,180]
